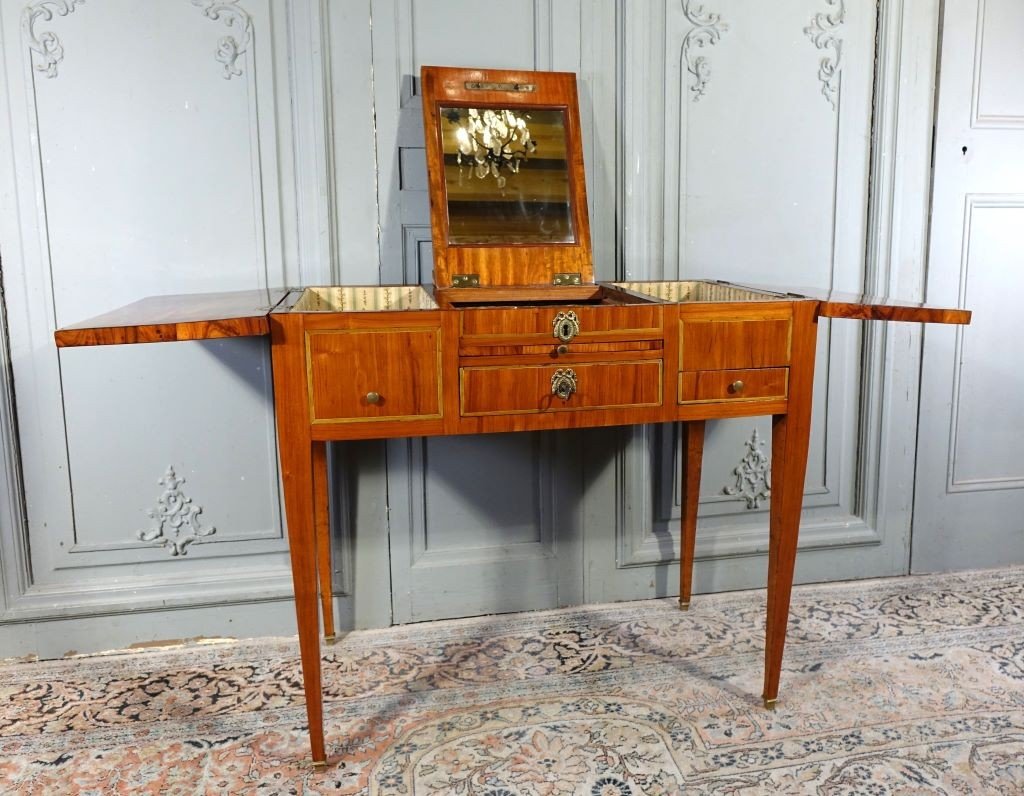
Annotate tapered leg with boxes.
[313,442,335,642]
[763,303,818,710]
[271,316,327,765]
[678,420,705,610]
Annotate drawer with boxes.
[306,328,442,423]
[680,313,791,370]
[678,368,788,404]
[460,304,662,346]
[461,360,662,416]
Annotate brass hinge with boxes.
[552,272,582,286]
[451,274,480,288]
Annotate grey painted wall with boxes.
[0,0,960,658]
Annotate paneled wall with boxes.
[913,0,1024,571]
[0,0,332,656]
[0,1,943,655]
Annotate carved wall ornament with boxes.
[804,0,845,110]
[138,465,216,556]
[723,428,771,509]
[21,0,84,79]
[680,0,729,101]
[191,0,253,80]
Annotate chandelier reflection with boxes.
[450,108,536,188]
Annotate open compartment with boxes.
[289,286,439,312]
[613,281,786,303]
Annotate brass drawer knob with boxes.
[729,380,745,395]
[552,310,581,343]
[551,368,578,401]
[365,391,382,405]
[557,344,569,355]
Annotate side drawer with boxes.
[678,368,788,404]
[679,312,792,370]
[306,327,442,423]
[461,360,662,416]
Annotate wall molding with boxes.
[862,0,943,567]
[946,195,1024,493]
[21,0,84,79]
[970,0,1024,129]
[804,0,846,110]
[191,0,254,80]
[722,427,771,509]
[137,465,217,556]
[405,436,556,569]
[680,0,728,101]
[2,567,294,624]
[0,269,29,613]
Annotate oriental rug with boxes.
[2,566,1024,795]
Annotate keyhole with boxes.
[562,323,570,337]
[962,146,968,156]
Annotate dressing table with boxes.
[53,66,970,766]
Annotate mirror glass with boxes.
[439,106,575,245]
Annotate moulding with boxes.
[681,0,728,101]
[970,0,1024,129]
[861,0,942,558]
[137,465,216,556]
[946,195,1024,494]
[192,0,253,80]
[288,0,336,285]
[618,513,883,569]
[804,0,845,110]
[0,269,30,611]
[0,566,293,624]
[21,0,84,79]
[404,435,556,570]
[722,428,771,509]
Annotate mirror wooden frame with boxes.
[421,65,593,291]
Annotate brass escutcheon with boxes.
[552,310,580,343]
[551,368,578,401]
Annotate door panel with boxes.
[914,0,1024,570]
[388,433,581,622]
[372,0,586,622]
[0,1,309,647]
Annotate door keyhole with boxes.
[962,146,968,156]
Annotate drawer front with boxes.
[461,360,662,416]
[678,368,788,404]
[680,316,791,370]
[306,328,441,423]
[460,305,662,345]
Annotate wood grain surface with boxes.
[54,289,291,347]
[52,279,973,764]
[421,66,593,288]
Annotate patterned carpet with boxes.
[2,567,1024,795]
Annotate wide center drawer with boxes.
[460,304,662,346]
[461,360,662,416]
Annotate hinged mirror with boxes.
[421,66,593,295]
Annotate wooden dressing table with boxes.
[53,66,970,766]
